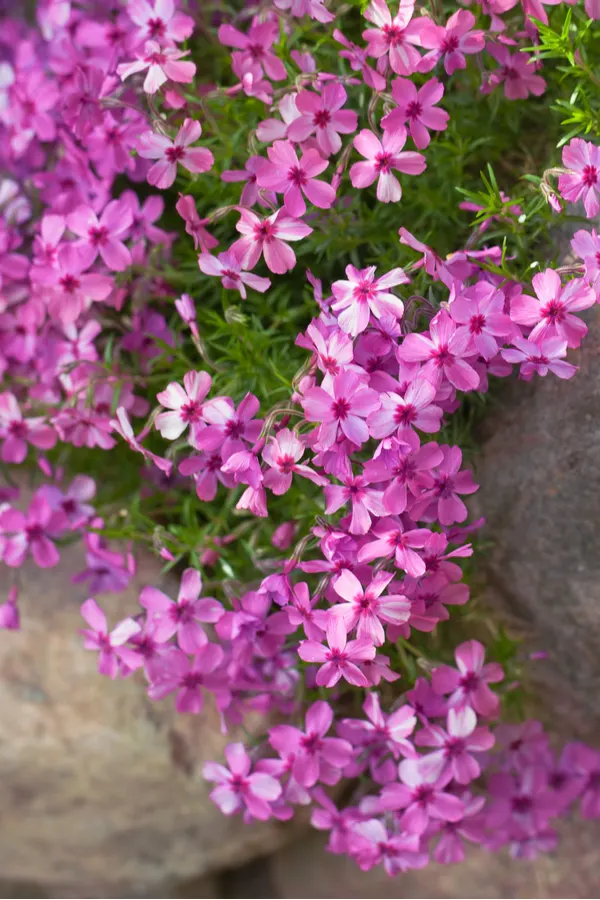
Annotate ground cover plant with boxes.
[2,0,600,875]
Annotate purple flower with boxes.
[431,640,504,717]
[269,700,353,787]
[203,742,282,821]
[0,492,67,569]
[148,644,225,713]
[0,392,56,463]
[298,615,375,688]
[418,10,485,76]
[140,567,223,652]
[352,819,428,874]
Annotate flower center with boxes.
[181,400,202,423]
[583,165,598,187]
[375,152,394,174]
[60,274,80,294]
[512,794,533,814]
[89,225,109,247]
[165,145,187,163]
[300,732,323,754]
[288,165,307,187]
[278,454,296,473]
[147,17,166,38]
[8,420,27,438]
[255,221,274,242]
[441,35,460,53]
[26,523,44,541]
[433,344,453,364]
[470,314,486,334]
[460,671,480,692]
[332,397,350,420]
[394,403,416,425]
[383,23,405,47]
[406,100,422,119]
[313,109,331,128]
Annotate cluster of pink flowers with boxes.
[2,0,600,876]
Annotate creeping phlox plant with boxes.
[2,0,600,874]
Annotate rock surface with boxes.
[472,304,600,741]
[0,540,289,898]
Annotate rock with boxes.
[472,304,600,741]
[0,539,289,898]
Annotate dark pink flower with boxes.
[413,445,478,525]
[175,194,218,253]
[486,43,546,101]
[0,392,56,463]
[31,251,113,324]
[218,20,287,82]
[366,440,443,515]
[366,375,441,441]
[67,200,132,272]
[501,335,577,380]
[325,471,386,535]
[1,493,67,568]
[287,83,358,157]
[298,615,375,687]
[199,250,271,298]
[380,758,465,834]
[117,40,196,94]
[341,693,417,759]
[331,264,408,336]
[148,644,225,713]
[80,598,140,679]
[231,208,312,275]
[511,270,595,348]
[350,128,426,203]
[358,518,431,577]
[431,639,504,717]
[416,707,495,784]
[382,77,449,149]
[138,119,214,189]
[203,742,282,820]
[256,140,336,218]
[155,370,212,440]
[362,0,426,76]
[418,10,485,75]
[398,309,480,391]
[449,281,512,359]
[140,567,223,652]
[331,569,410,645]
[269,700,353,787]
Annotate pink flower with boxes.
[341,693,416,759]
[333,28,387,91]
[416,707,495,784]
[269,700,353,787]
[117,41,196,94]
[449,281,512,359]
[559,138,600,219]
[196,392,262,456]
[362,0,426,76]
[324,471,386,535]
[365,440,443,515]
[571,227,600,282]
[155,370,213,440]
[148,644,225,713]
[286,582,329,640]
[366,375,442,441]
[179,450,233,502]
[332,569,410,645]
[221,156,276,208]
[218,20,287,82]
[379,759,464,834]
[418,10,485,75]
[67,200,132,272]
[263,428,328,494]
[287,83,358,157]
[486,43,546,101]
[0,586,19,631]
[511,270,595,349]
[203,742,282,820]
[431,639,504,716]
[31,252,113,324]
[382,77,449,150]
[274,0,334,22]
[199,250,271,298]
[175,194,218,253]
[352,820,427,875]
[111,407,173,475]
[80,598,140,679]
[0,493,67,568]
[127,0,194,44]
[501,335,577,380]
[140,567,223,652]
[39,475,96,529]
[397,309,480,391]
[331,264,408,336]
[301,322,355,389]
[0,392,56,463]
[350,128,426,203]
[256,140,336,218]
[230,208,312,275]
[302,370,380,450]
[298,614,375,687]
[138,119,214,190]
[412,444,478,526]
[358,518,431,577]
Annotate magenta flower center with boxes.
[582,165,598,187]
[406,100,423,119]
[445,736,466,757]
[62,498,77,515]
[89,225,109,247]
[414,785,434,805]
[470,314,486,334]
[542,300,565,323]
[435,472,455,499]
[8,420,27,438]
[441,35,460,53]
[181,670,204,689]
[313,109,331,128]
[230,774,248,793]
[433,344,454,365]
[147,17,166,38]
[221,268,241,283]
[22,98,36,116]
[255,221,275,243]
[180,400,202,423]
[278,454,296,473]
[225,417,244,438]
[172,599,194,624]
[288,165,307,187]
[512,794,533,814]
[332,397,351,420]
[60,274,81,294]
[374,152,394,174]
[355,280,375,302]
[248,42,265,61]
[382,23,405,47]
[165,145,187,163]
[501,66,519,81]
[328,649,348,664]
[394,403,416,425]
[390,530,407,548]
[25,523,44,541]
[393,457,416,480]
[321,355,339,374]
[206,453,222,472]
[358,593,372,610]
[301,732,323,754]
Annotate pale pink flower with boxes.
[140,567,223,652]
[331,264,408,336]
[127,0,194,44]
[362,0,426,76]
[332,569,410,645]
[366,440,443,515]
[156,370,212,440]
[302,321,355,389]
[511,270,595,348]
[218,19,287,81]
[571,227,600,282]
[230,208,312,275]
[352,820,428,875]
[382,77,449,150]
[196,392,262,456]
[559,138,600,219]
[298,615,375,688]
[379,758,465,834]
[486,43,546,101]
[256,140,336,218]
[1,493,67,569]
[263,428,328,494]
[175,194,218,253]
[0,392,56,463]
[256,93,301,143]
[301,370,380,449]
[358,518,431,577]
[350,128,426,203]
[286,582,329,639]
[274,0,334,23]
[117,40,196,94]
[397,309,480,391]
[0,586,19,631]
[67,200,132,272]
[324,471,386,535]
[501,335,577,380]
[416,707,495,784]
[431,639,504,717]
[199,250,271,298]
[80,598,140,679]
[138,119,214,190]
[203,743,282,821]
[418,10,485,75]
[287,83,358,157]
[268,701,352,788]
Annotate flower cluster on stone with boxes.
[1,0,600,876]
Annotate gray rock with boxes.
[0,539,289,898]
